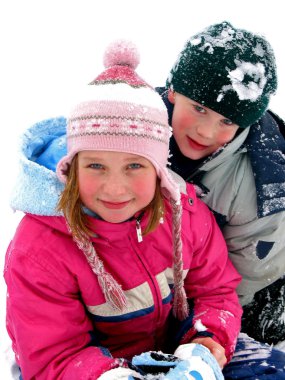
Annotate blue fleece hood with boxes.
[10,117,67,216]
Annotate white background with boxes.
[1,1,285,377]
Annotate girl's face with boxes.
[169,91,239,160]
[78,151,157,223]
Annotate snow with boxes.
[194,319,207,332]
[223,61,266,101]
[1,0,285,378]
[191,23,236,52]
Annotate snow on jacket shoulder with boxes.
[4,117,242,379]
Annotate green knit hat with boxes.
[166,21,277,128]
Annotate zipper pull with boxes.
[136,219,143,243]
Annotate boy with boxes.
[158,20,285,345]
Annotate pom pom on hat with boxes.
[90,39,148,88]
[103,39,140,69]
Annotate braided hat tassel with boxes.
[171,198,189,321]
[73,233,127,311]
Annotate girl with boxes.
[5,40,242,380]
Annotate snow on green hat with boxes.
[166,21,277,128]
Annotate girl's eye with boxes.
[128,163,142,169]
[89,163,104,169]
[194,105,206,114]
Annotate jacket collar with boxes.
[245,110,285,217]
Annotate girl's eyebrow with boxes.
[80,155,147,163]
[80,156,101,161]
[124,157,146,162]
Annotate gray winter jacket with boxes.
[193,124,285,305]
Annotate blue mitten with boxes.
[170,343,224,380]
[132,351,180,375]
[132,344,224,380]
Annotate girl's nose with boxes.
[102,174,127,196]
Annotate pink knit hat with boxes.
[57,40,188,320]
[57,40,179,203]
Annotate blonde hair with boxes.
[57,154,165,240]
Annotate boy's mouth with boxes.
[187,136,209,151]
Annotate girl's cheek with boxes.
[132,176,156,195]
[79,177,89,190]
[132,179,147,193]
[79,176,98,195]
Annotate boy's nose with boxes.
[196,121,215,139]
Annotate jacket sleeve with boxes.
[4,246,126,380]
[206,155,285,305]
[223,193,285,307]
[181,192,243,362]
[201,151,285,307]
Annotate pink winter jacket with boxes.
[5,184,242,380]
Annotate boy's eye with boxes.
[194,105,206,113]
[222,119,234,126]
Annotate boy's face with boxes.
[77,151,157,223]
[168,91,239,160]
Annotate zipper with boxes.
[136,216,143,243]
[129,232,163,348]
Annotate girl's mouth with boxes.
[101,200,130,209]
